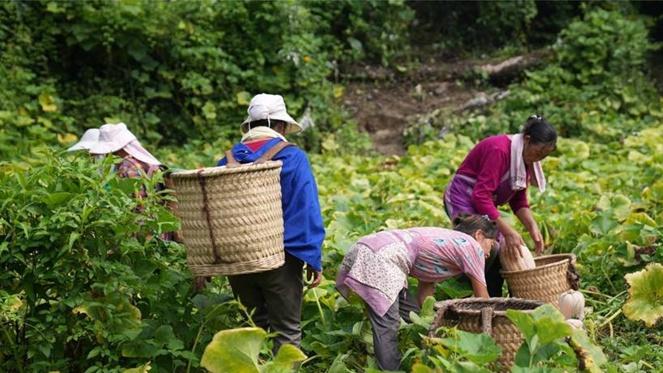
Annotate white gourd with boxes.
[566,318,584,329]
[559,290,585,320]
[500,245,536,271]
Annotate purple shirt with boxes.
[446,135,529,220]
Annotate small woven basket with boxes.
[429,298,543,370]
[501,254,579,307]
[169,161,285,276]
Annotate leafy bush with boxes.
[412,8,662,142]
[0,0,410,161]
[0,152,226,371]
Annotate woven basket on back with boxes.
[170,161,285,276]
[429,298,543,370]
[501,254,579,308]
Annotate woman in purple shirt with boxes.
[444,115,557,296]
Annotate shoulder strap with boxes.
[224,141,295,168]
[255,141,295,164]
[225,150,241,168]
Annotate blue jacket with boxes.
[217,138,325,271]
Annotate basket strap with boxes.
[481,307,494,335]
[225,150,240,168]
[255,141,295,164]
[429,303,450,337]
[197,170,221,264]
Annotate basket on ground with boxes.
[501,254,578,307]
[169,161,285,276]
[429,298,543,370]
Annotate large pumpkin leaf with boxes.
[201,327,266,373]
[623,263,663,327]
[261,344,307,373]
[437,329,501,365]
[567,328,607,373]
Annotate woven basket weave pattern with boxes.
[501,254,576,307]
[431,298,542,370]
[171,161,285,276]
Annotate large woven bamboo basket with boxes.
[169,161,285,276]
[501,254,579,308]
[429,298,543,370]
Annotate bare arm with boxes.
[469,277,489,298]
[515,207,544,255]
[417,281,436,307]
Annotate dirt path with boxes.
[341,51,548,155]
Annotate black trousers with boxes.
[227,253,304,350]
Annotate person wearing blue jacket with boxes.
[216,93,325,349]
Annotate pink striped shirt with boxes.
[406,228,486,285]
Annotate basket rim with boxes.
[170,160,283,179]
[500,253,576,276]
[433,297,544,316]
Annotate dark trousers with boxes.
[227,254,304,350]
[485,249,505,297]
[366,289,420,371]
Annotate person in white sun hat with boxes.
[202,93,325,351]
[86,122,162,179]
[67,128,100,152]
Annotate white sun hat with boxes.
[67,128,101,152]
[88,123,137,155]
[241,93,303,134]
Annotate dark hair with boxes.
[245,119,287,129]
[452,213,498,239]
[522,114,557,146]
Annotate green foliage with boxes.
[414,8,662,143]
[200,327,306,373]
[0,0,410,160]
[409,0,577,50]
[623,263,663,327]
[0,152,254,371]
[507,305,576,368]
[306,0,414,66]
[414,328,501,373]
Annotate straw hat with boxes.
[241,94,302,134]
[67,128,100,152]
[88,123,137,155]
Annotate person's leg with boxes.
[485,249,505,297]
[261,254,304,350]
[397,289,421,323]
[228,273,270,330]
[367,298,402,371]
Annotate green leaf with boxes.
[506,309,535,340]
[568,328,608,372]
[201,327,266,373]
[261,344,306,373]
[236,91,251,106]
[411,363,435,373]
[623,263,663,327]
[123,362,152,373]
[439,329,501,364]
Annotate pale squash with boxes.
[500,245,536,272]
[566,318,584,329]
[559,290,585,320]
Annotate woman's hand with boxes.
[502,229,526,261]
[529,226,544,255]
[496,218,525,262]
[306,266,322,289]
[515,207,545,256]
